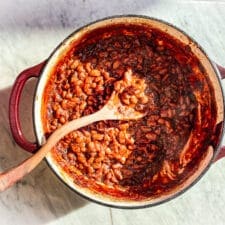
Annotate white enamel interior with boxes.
[34,16,224,208]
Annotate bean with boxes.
[71,59,80,69]
[88,166,95,174]
[92,133,104,141]
[139,95,148,104]
[90,69,101,77]
[66,92,73,99]
[68,152,76,161]
[77,64,85,72]
[130,95,138,104]
[118,131,126,144]
[59,116,66,124]
[114,169,123,180]
[145,132,157,141]
[85,62,92,72]
[79,102,87,110]
[113,60,120,69]
[118,123,129,131]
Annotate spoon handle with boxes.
[0,110,103,192]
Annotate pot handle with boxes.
[214,63,225,161]
[9,61,46,153]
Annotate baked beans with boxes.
[42,24,216,200]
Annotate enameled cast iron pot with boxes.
[8,16,225,208]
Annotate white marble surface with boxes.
[0,0,225,225]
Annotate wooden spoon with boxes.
[0,74,146,192]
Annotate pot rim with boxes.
[33,14,225,209]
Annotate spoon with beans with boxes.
[0,69,148,192]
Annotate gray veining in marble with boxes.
[0,0,225,225]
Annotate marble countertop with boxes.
[0,0,225,225]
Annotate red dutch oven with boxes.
[8,16,225,208]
